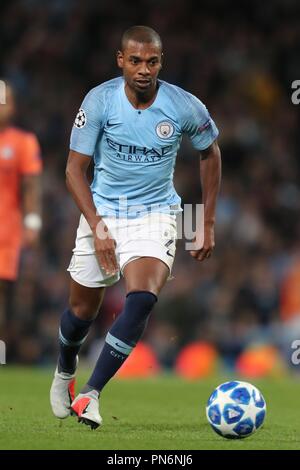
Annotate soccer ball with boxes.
[206,381,266,439]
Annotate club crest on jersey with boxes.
[74,108,87,129]
[156,121,174,139]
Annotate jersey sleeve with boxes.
[19,133,42,175]
[70,88,106,156]
[181,92,219,151]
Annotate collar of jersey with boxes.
[121,78,163,112]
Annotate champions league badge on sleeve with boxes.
[74,108,87,129]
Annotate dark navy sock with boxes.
[58,308,93,374]
[85,291,157,392]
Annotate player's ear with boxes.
[117,50,124,69]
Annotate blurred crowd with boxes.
[1,0,300,375]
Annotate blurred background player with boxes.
[50,26,221,429]
[0,82,42,335]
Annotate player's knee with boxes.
[126,281,160,297]
[125,274,167,297]
[69,297,99,321]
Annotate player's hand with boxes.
[22,228,40,248]
[189,222,215,262]
[93,219,119,276]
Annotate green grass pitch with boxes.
[0,367,300,450]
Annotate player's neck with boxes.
[124,82,159,110]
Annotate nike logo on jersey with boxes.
[106,120,121,127]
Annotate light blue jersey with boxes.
[70,77,219,218]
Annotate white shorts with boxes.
[67,213,178,288]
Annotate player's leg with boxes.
[123,256,169,295]
[71,214,176,428]
[58,279,106,373]
[74,257,167,397]
[51,213,121,420]
[0,280,15,332]
[50,279,105,419]
[71,257,167,429]
[0,245,20,330]
[0,280,6,330]
[86,257,167,388]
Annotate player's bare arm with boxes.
[190,140,221,262]
[66,150,118,275]
[22,174,42,247]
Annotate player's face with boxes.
[0,86,15,127]
[117,40,162,94]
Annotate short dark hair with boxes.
[121,25,162,51]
